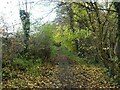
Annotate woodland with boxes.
[1,1,120,89]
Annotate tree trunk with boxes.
[20,10,30,56]
[114,2,120,61]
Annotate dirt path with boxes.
[49,55,99,88]
[55,55,75,88]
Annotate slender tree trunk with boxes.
[114,2,120,61]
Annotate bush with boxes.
[28,31,51,59]
[27,23,54,59]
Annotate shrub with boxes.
[28,30,51,59]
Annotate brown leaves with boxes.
[3,60,118,88]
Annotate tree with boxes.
[19,10,30,57]
[54,2,91,56]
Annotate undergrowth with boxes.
[2,58,43,81]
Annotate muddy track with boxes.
[53,55,79,88]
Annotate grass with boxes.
[53,45,93,65]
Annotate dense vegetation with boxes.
[1,1,120,89]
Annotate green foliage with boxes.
[50,45,58,57]
[54,3,91,53]
[53,24,92,51]
[13,58,32,70]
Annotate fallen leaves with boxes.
[2,56,119,88]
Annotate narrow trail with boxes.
[54,55,76,88]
